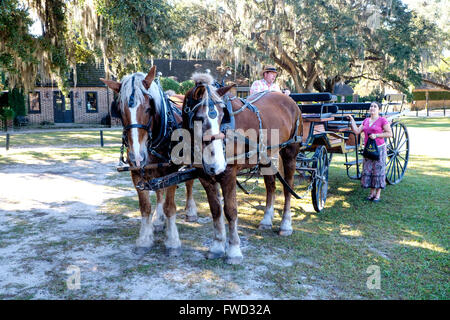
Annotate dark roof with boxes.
[36,62,106,87]
[35,59,248,87]
[71,62,106,86]
[152,59,222,82]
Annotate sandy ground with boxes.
[0,150,338,299]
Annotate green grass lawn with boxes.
[402,117,450,131]
[0,117,448,299]
[0,130,122,147]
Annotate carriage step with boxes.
[344,159,363,166]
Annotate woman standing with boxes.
[347,102,393,202]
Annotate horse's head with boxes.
[183,73,234,176]
[101,66,159,168]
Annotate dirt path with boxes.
[0,152,336,299]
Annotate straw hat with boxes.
[262,65,278,76]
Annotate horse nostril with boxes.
[140,151,147,163]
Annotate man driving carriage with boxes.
[249,65,291,96]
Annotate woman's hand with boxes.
[347,115,354,121]
[369,133,378,140]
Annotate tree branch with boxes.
[422,78,450,91]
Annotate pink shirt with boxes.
[362,117,389,146]
[249,79,281,95]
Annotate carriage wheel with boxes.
[386,121,409,185]
[311,146,329,212]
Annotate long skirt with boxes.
[361,144,387,189]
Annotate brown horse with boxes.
[182,73,301,264]
[100,66,197,255]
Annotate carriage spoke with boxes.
[388,157,395,182]
[397,156,404,174]
[393,125,399,147]
[395,157,401,182]
[396,157,401,181]
[386,154,395,167]
[397,154,407,163]
[393,157,398,183]
[397,127,405,147]
[397,138,408,152]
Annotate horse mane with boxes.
[191,73,222,105]
[192,73,214,86]
[119,72,162,112]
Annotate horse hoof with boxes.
[258,223,272,230]
[153,224,165,232]
[225,256,243,265]
[185,215,198,222]
[133,246,151,256]
[278,229,293,237]
[207,251,225,259]
[167,247,182,257]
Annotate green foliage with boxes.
[179,80,194,94]
[8,88,26,116]
[182,0,445,94]
[0,107,15,119]
[95,0,183,78]
[0,106,15,130]
[1,0,186,93]
[0,0,37,73]
[412,92,426,100]
[160,77,180,93]
[359,88,384,103]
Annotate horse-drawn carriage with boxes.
[120,87,409,213]
[103,68,409,263]
[278,92,409,212]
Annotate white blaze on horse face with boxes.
[129,106,144,167]
[204,105,226,174]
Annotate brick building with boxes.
[28,62,114,125]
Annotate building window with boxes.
[86,91,98,113]
[28,92,41,113]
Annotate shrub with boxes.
[8,88,26,116]
[179,80,195,94]
[412,91,450,101]
[160,77,180,93]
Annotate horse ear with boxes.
[100,78,121,93]
[143,66,157,89]
[217,84,236,97]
